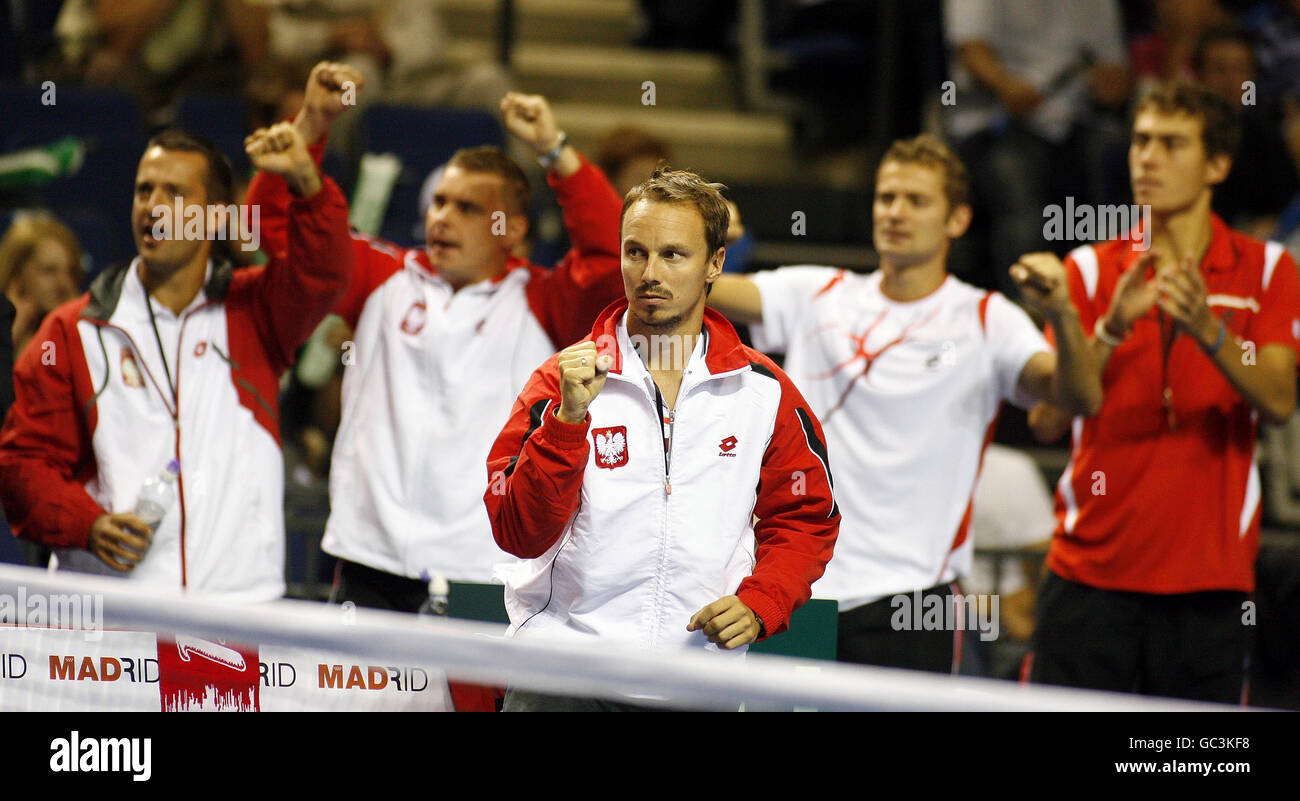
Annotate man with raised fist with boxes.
[0,120,351,600]
[247,64,626,612]
[485,168,840,711]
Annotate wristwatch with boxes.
[753,613,766,639]
[537,131,567,170]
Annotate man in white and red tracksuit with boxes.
[0,120,351,602]
[485,167,840,711]
[248,71,625,611]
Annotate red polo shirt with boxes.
[1048,216,1300,593]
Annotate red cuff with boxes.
[541,407,590,446]
[737,589,784,642]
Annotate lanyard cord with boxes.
[143,279,178,410]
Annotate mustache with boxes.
[635,287,670,299]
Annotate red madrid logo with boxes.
[592,426,629,469]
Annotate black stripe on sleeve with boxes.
[504,398,554,477]
[795,406,838,519]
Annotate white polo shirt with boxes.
[750,267,1049,610]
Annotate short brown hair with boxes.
[147,128,234,205]
[878,134,970,210]
[1134,81,1241,159]
[620,166,730,255]
[0,213,85,294]
[596,126,671,180]
[446,146,531,218]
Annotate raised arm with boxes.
[242,122,353,372]
[503,94,627,345]
[1010,252,1102,416]
[707,274,764,326]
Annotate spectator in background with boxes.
[945,0,1130,297]
[1242,0,1300,111]
[0,213,84,359]
[595,125,754,272]
[62,0,270,111]
[1195,26,1300,237]
[262,0,510,110]
[1128,0,1232,97]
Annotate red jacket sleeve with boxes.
[736,357,840,639]
[244,140,402,333]
[526,154,626,347]
[243,175,355,373]
[483,355,591,559]
[0,303,105,548]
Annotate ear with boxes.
[1205,153,1232,187]
[707,247,726,285]
[500,213,529,252]
[945,203,972,240]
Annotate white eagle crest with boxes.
[596,430,626,465]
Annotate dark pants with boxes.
[837,583,964,674]
[1029,571,1250,704]
[502,688,689,712]
[330,558,427,613]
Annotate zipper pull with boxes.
[665,480,672,496]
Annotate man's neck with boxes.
[138,256,208,315]
[1150,193,1214,266]
[879,256,947,302]
[627,309,705,374]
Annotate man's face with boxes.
[132,147,212,273]
[620,199,723,331]
[15,239,79,314]
[424,166,519,286]
[872,161,968,268]
[1199,41,1254,104]
[1129,109,1229,215]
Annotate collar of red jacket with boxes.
[588,297,751,376]
[82,258,235,322]
[1120,212,1240,274]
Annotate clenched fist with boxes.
[500,92,561,155]
[245,122,321,197]
[295,61,365,145]
[556,341,614,424]
[1010,252,1072,319]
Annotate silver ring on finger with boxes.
[580,358,588,366]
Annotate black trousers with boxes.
[1029,571,1250,704]
[837,582,964,674]
[330,558,427,613]
[502,689,685,713]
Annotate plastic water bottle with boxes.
[417,570,450,619]
[134,459,180,533]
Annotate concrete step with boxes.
[445,40,737,110]
[436,0,638,46]
[549,101,796,183]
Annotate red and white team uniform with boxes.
[247,151,624,582]
[0,179,353,600]
[485,300,839,650]
[749,267,1050,610]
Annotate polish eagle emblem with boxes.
[592,426,629,469]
